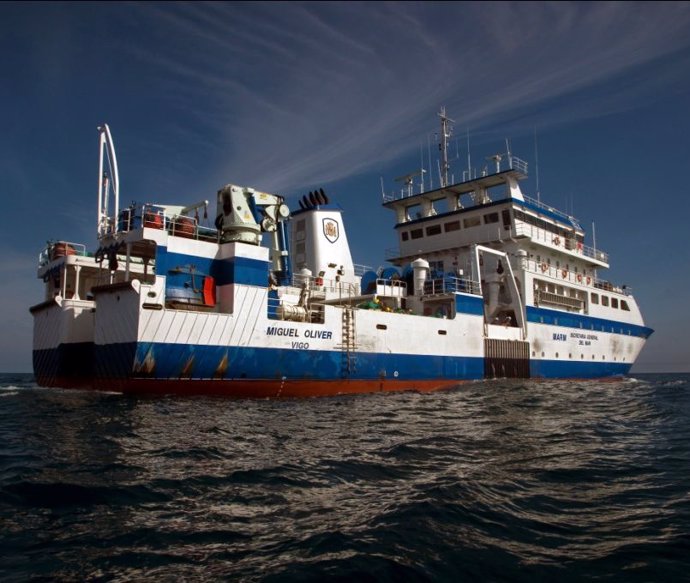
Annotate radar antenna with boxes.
[487,153,502,174]
[394,169,426,197]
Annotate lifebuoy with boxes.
[561,269,568,279]
[577,274,583,283]
[553,236,560,246]
[540,263,548,272]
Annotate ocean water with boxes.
[1,374,689,582]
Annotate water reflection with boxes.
[1,375,688,580]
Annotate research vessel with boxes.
[31,112,653,396]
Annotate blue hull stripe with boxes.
[526,306,653,339]
[35,341,634,384]
[156,246,270,287]
[530,359,630,378]
[33,342,94,387]
[99,342,485,381]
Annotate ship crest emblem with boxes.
[323,218,339,243]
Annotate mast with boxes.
[438,107,454,188]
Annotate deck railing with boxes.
[424,276,481,296]
[39,241,88,267]
[513,222,608,263]
[117,204,218,242]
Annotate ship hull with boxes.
[32,338,634,397]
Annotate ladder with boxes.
[341,306,356,377]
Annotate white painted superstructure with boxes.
[31,113,652,396]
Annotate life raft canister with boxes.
[144,212,164,229]
[51,242,75,260]
[175,216,196,238]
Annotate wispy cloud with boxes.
[121,2,690,195]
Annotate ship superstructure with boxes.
[31,114,652,396]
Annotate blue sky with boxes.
[2,2,689,373]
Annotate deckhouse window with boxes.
[484,212,499,224]
[602,296,609,307]
[591,293,599,304]
[611,298,619,309]
[401,232,409,241]
[444,220,460,232]
[410,228,423,240]
[463,216,481,228]
[426,224,442,236]
[621,300,630,311]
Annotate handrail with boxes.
[513,223,608,263]
[382,154,529,204]
[526,260,631,296]
[521,194,579,226]
[424,276,481,296]
[39,241,88,267]
[116,203,218,242]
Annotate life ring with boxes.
[586,276,591,285]
[540,263,548,272]
[553,236,560,246]
[561,269,568,279]
[577,274,583,283]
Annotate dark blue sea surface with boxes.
[1,373,689,581]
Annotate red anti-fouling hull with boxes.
[42,377,465,398]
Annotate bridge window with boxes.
[426,224,442,236]
[484,212,499,224]
[410,228,423,240]
[591,293,599,304]
[602,296,609,307]
[621,300,630,311]
[401,231,409,241]
[463,216,481,228]
[444,220,460,232]
[611,297,618,309]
